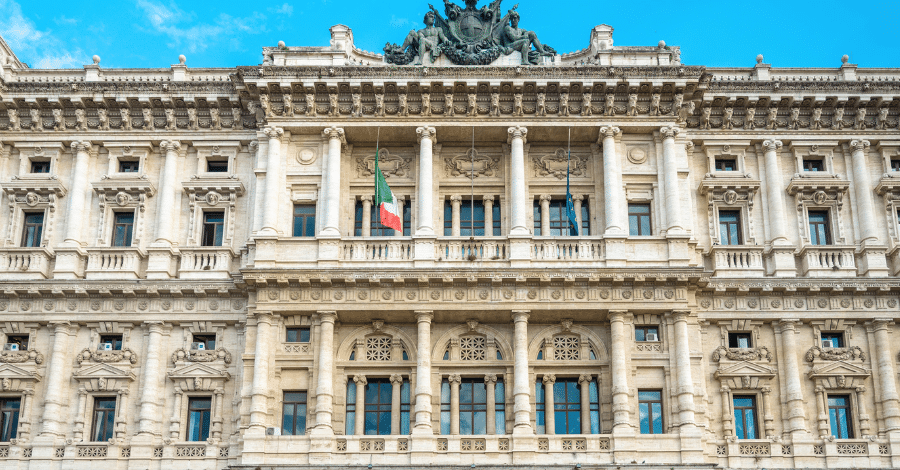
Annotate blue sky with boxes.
[1,0,898,69]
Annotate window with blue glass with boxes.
[715,158,737,171]
[535,379,546,434]
[444,200,501,236]
[286,327,310,343]
[440,380,451,435]
[494,380,506,434]
[821,332,844,348]
[355,199,411,236]
[808,210,831,245]
[282,391,307,436]
[187,397,211,441]
[201,211,225,246]
[459,378,487,434]
[803,158,825,172]
[399,379,412,435]
[628,203,652,236]
[364,379,392,435]
[0,398,20,442]
[718,210,742,245]
[346,380,357,435]
[21,212,44,248]
[728,332,752,349]
[733,395,758,439]
[635,326,660,342]
[828,395,854,439]
[112,212,134,247]
[553,379,581,435]
[91,397,116,442]
[588,379,600,433]
[639,390,663,434]
[292,205,316,237]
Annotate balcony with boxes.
[85,247,146,279]
[708,245,765,277]
[436,237,508,263]
[0,247,54,279]
[532,237,603,263]
[178,247,237,279]
[798,245,857,277]
[342,238,413,262]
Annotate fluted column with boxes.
[511,310,533,434]
[249,312,275,432]
[599,126,626,235]
[259,126,284,236]
[415,127,436,236]
[449,374,461,435]
[413,311,434,434]
[776,319,809,435]
[39,322,76,436]
[320,127,345,237]
[361,195,373,237]
[391,374,403,435]
[137,321,169,435]
[660,126,683,234]
[870,320,900,431]
[508,126,529,236]
[154,141,182,245]
[485,374,497,435]
[579,374,592,434]
[609,311,632,433]
[61,141,93,246]
[450,195,462,236]
[354,374,367,435]
[762,140,788,245]
[539,195,551,236]
[312,311,337,436]
[542,374,556,435]
[671,311,697,433]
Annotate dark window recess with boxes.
[535,379,546,433]
[30,161,51,173]
[187,397,212,441]
[201,212,225,246]
[119,160,140,173]
[207,160,228,172]
[635,326,660,342]
[459,378,488,435]
[5,335,28,350]
[639,390,664,434]
[355,199,410,237]
[286,327,310,343]
[112,212,135,247]
[715,159,737,171]
[0,398,20,442]
[803,159,825,172]
[282,391,307,436]
[293,205,316,237]
[733,395,758,439]
[628,203,652,236]
[91,397,117,442]
[892,159,900,171]
[821,333,844,348]
[192,334,216,350]
[828,395,854,439]
[718,210,743,245]
[552,379,583,434]
[364,379,392,435]
[21,212,44,248]
[808,210,832,246]
[728,332,752,349]
[99,335,123,350]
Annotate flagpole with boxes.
[375,127,381,232]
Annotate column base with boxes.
[765,245,798,277]
[308,427,335,463]
[146,245,179,279]
[857,243,889,277]
[51,245,86,279]
[409,432,436,463]
[510,433,537,464]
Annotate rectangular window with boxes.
[282,391,307,436]
[628,203,652,236]
[553,379,582,434]
[580,198,591,236]
[821,332,844,349]
[112,212,135,247]
[728,332,752,349]
[0,398,20,442]
[639,390,663,434]
[400,379,412,435]
[533,199,581,236]
[292,205,316,237]
[346,380,357,435]
[364,379,392,435]
[459,378,487,435]
[494,379,506,435]
[533,200,542,236]
[635,326,660,342]
[733,395,758,439]
[99,335,123,351]
[118,160,140,173]
[803,158,825,172]
[444,200,500,237]
[808,210,831,245]
[355,199,407,237]
[535,379,545,434]
[5,335,28,350]
[207,160,228,173]
[30,161,50,173]
[440,379,451,435]
[588,379,600,434]
[91,397,116,442]
[892,159,900,171]
[187,397,211,441]
[828,395,853,439]
[21,212,44,247]
[192,334,216,350]
[286,327,310,343]
[718,210,743,245]
[201,211,225,247]
[715,158,737,171]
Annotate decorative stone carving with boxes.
[76,348,138,365]
[533,149,588,179]
[712,346,772,362]
[171,348,232,364]
[357,149,412,178]
[805,346,866,362]
[444,149,500,177]
[0,350,44,364]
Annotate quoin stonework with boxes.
[0,1,899,469]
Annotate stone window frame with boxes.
[179,322,227,353]
[434,321,511,363]
[102,142,151,179]
[194,142,240,178]
[719,388,767,441]
[13,142,64,178]
[809,320,856,349]
[878,143,900,174]
[167,366,230,444]
[790,191,848,247]
[6,205,51,248]
[183,184,243,247]
[290,187,320,236]
[340,321,414,364]
[632,314,665,352]
[702,143,749,176]
[624,184,660,237]
[0,323,37,352]
[91,182,155,248]
[85,393,121,443]
[810,381,868,441]
[791,143,837,176]
[86,323,135,353]
[716,320,764,350]
[280,315,314,352]
[707,192,758,247]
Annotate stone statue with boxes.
[7,109,19,130]
[422,93,432,116]
[855,106,867,130]
[676,101,695,124]
[742,107,752,129]
[605,94,615,116]
[142,107,155,130]
[120,108,132,130]
[396,11,450,65]
[398,94,409,117]
[259,95,271,117]
[467,93,477,117]
[789,107,800,130]
[490,92,500,117]
[30,108,42,131]
[536,93,546,116]
[627,94,638,116]
[209,107,221,130]
[329,94,339,117]
[513,93,524,117]
[700,106,711,129]
[500,10,551,65]
[165,108,176,130]
[811,107,822,130]
[444,93,454,116]
[75,108,87,131]
[559,92,569,116]
[650,93,661,116]
[52,109,64,131]
[833,106,844,130]
[282,94,294,117]
[581,93,592,117]
[670,93,683,116]
[352,94,363,117]
[878,106,889,130]
[306,94,317,117]
[232,107,243,129]
[187,107,198,130]
[97,108,109,130]
[375,94,385,117]
[766,106,778,130]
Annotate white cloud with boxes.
[54,16,79,25]
[0,0,84,68]
[271,3,293,16]
[135,0,268,54]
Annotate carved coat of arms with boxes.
[445,149,500,178]
[533,149,588,179]
[356,149,412,178]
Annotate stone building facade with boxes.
[0,5,899,469]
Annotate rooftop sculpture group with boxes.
[384,0,555,66]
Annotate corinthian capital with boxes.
[598,126,621,142]
[159,140,181,153]
[390,374,404,385]
[70,141,93,155]
[659,126,679,139]
[542,374,556,385]
[850,139,871,152]
[416,126,437,143]
[264,126,285,141]
[762,139,783,152]
[354,374,367,385]
[507,126,528,144]
[578,374,593,384]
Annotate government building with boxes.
[0,1,898,469]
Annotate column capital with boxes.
[482,195,494,203]
[264,126,285,141]
[450,194,462,203]
[866,319,894,331]
[578,374,593,384]
[415,310,434,322]
[159,140,182,153]
[143,321,172,334]
[511,310,530,323]
[360,194,373,203]
[353,374,367,385]
[322,125,345,143]
[608,310,632,323]
[659,125,680,139]
[70,141,95,156]
[484,373,498,384]
[249,141,259,155]
[49,321,76,335]
[539,194,552,203]
[507,126,528,144]
[573,194,584,202]
[448,374,461,384]
[762,139,783,152]
[668,310,693,322]
[775,318,801,332]
[597,126,621,142]
[390,373,404,385]
[542,374,556,385]
[318,311,338,323]
[416,126,437,143]
[251,311,278,325]
[850,139,871,152]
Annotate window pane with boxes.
[639,402,650,434]
[651,402,663,433]
[734,409,745,439]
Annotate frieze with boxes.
[805,345,866,362]
[171,348,233,364]
[532,149,589,179]
[356,149,413,178]
[0,350,44,364]
[75,348,138,365]
[712,346,772,362]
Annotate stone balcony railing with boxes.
[707,245,765,277]
[341,238,413,262]
[0,247,54,279]
[85,247,146,279]
[436,237,509,262]
[797,245,857,277]
[178,247,237,279]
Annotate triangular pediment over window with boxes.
[168,362,230,391]
[714,360,777,380]
[0,363,41,382]
[808,360,871,379]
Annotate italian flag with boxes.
[375,150,403,232]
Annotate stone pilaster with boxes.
[511,310,533,435]
[869,320,900,432]
[248,312,275,434]
[36,322,77,444]
[415,127,436,236]
[849,139,889,276]
[776,319,810,437]
[53,142,94,279]
[761,139,797,276]
[659,126,683,234]
[259,126,285,236]
[136,321,170,437]
[599,126,626,235]
[609,311,633,435]
[311,311,337,437]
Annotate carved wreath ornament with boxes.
[356,149,411,178]
[445,149,500,178]
[712,346,772,362]
[171,348,232,364]
[805,346,866,362]
[0,349,44,364]
[533,150,588,179]
[76,348,138,364]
